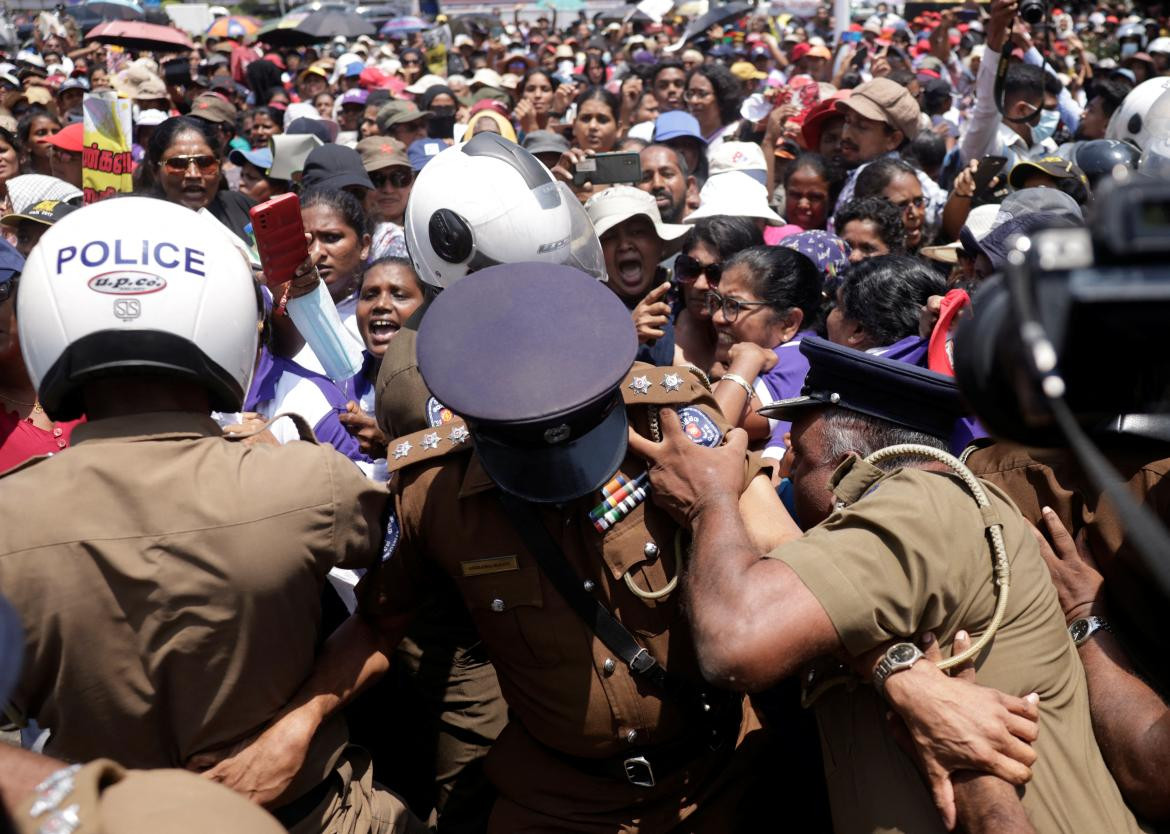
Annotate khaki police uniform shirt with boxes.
[13,759,286,834]
[0,412,388,793]
[769,457,1143,834]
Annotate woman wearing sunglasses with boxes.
[672,216,762,374]
[356,136,414,261]
[147,116,254,243]
[707,245,822,457]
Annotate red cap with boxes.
[262,52,285,70]
[1106,15,1118,23]
[44,123,83,153]
[801,90,851,151]
[791,42,811,62]
[914,40,932,56]
[359,66,392,90]
[917,68,941,79]
[849,22,863,32]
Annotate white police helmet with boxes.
[1106,77,1170,149]
[18,197,261,420]
[404,131,605,288]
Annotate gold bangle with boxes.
[719,372,756,401]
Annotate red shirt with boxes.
[0,409,84,473]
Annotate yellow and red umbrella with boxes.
[206,15,262,39]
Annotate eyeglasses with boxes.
[162,154,220,174]
[0,275,17,304]
[371,168,413,189]
[684,88,713,101]
[705,290,769,322]
[890,195,926,211]
[674,253,722,284]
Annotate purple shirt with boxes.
[759,331,814,457]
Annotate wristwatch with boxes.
[1069,616,1110,647]
[872,642,925,693]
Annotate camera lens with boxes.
[1019,0,1046,25]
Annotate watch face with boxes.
[1070,620,1089,642]
[890,644,919,664]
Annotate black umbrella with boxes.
[256,8,375,46]
[664,1,753,52]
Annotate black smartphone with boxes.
[573,152,642,187]
[972,155,1008,196]
[851,45,869,68]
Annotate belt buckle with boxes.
[623,755,655,788]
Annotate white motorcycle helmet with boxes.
[1106,77,1170,150]
[18,197,261,421]
[404,131,606,288]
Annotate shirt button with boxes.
[643,542,659,559]
[490,598,505,613]
[57,441,66,449]
[602,658,616,676]
[52,427,62,437]
[625,729,639,745]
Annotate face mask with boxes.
[1120,41,1139,58]
[602,51,612,63]
[1033,108,1059,144]
[557,59,574,75]
[428,107,456,139]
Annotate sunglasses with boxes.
[674,253,722,284]
[162,154,220,174]
[371,169,413,189]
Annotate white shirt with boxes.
[959,46,1057,169]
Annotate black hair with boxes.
[834,196,906,253]
[147,115,222,166]
[573,85,620,119]
[642,141,690,178]
[17,106,60,148]
[519,69,559,96]
[906,131,947,174]
[1087,76,1134,118]
[361,255,434,300]
[583,52,608,83]
[367,89,392,110]
[686,64,743,126]
[248,106,284,131]
[244,59,283,101]
[259,86,290,106]
[839,70,864,90]
[419,85,457,111]
[1003,63,1044,104]
[836,254,944,346]
[921,79,952,115]
[887,68,916,89]
[784,152,845,207]
[853,156,920,201]
[681,215,763,261]
[1042,72,1062,99]
[301,186,372,238]
[651,59,685,85]
[722,245,824,325]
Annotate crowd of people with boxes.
[0,0,1169,831]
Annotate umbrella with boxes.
[84,20,194,52]
[664,0,752,52]
[378,16,429,35]
[80,0,143,21]
[206,14,262,39]
[255,9,375,46]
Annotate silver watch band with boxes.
[1069,615,1110,647]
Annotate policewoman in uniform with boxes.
[0,198,424,834]
[375,263,789,831]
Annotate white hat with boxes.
[5,174,81,215]
[453,33,475,48]
[920,203,999,264]
[470,68,503,90]
[685,172,784,225]
[584,185,689,251]
[405,73,447,95]
[135,108,168,128]
[708,141,767,183]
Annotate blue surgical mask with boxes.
[1120,41,1139,59]
[1033,108,1059,144]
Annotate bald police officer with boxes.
[0,199,423,834]
[203,263,793,831]
[630,336,1144,834]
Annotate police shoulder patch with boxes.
[678,406,722,448]
[426,396,456,428]
[381,510,401,562]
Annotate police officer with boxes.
[208,262,791,831]
[0,198,423,834]
[629,336,1143,834]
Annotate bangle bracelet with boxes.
[719,372,756,401]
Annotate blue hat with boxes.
[653,111,706,144]
[407,138,446,171]
[0,237,23,285]
[344,62,365,78]
[758,335,965,439]
[417,263,637,503]
[228,145,273,172]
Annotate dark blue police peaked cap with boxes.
[417,262,638,504]
[758,335,965,439]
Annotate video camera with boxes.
[954,173,1170,594]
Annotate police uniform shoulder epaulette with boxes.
[385,417,474,474]
[621,363,712,406]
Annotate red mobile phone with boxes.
[249,193,309,288]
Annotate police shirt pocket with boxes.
[457,565,561,667]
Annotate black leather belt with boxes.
[271,773,337,829]
[540,699,742,789]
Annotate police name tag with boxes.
[678,406,722,448]
[461,556,519,577]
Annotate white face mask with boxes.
[1033,108,1060,144]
